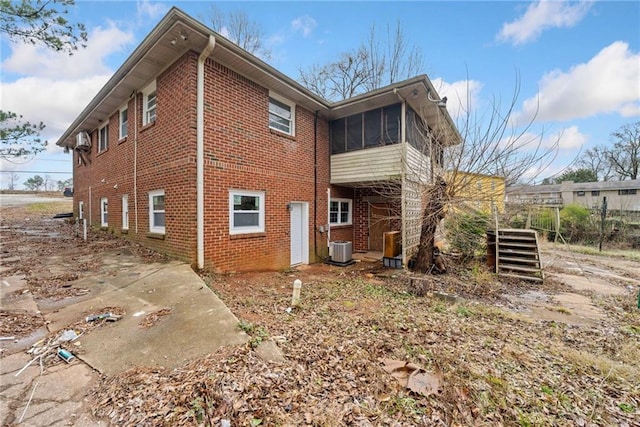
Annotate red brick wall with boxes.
[200,59,330,272]
[73,52,331,272]
[350,187,402,252]
[328,185,354,245]
[73,52,198,261]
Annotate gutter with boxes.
[197,35,216,270]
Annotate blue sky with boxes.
[1,0,639,189]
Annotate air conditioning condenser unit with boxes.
[330,241,352,263]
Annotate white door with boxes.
[290,202,309,266]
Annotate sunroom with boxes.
[328,76,461,264]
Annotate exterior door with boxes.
[290,202,309,265]
[369,203,392,251]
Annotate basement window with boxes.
[229,190,265,234]
[149,190,165,234]
[100,197,108,227]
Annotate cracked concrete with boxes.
[1,212,253,426]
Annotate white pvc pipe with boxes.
[88,186,92,226]
[197,35,216,270]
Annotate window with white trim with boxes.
[229,190,265,234]
[98,124,108,152]
[142,80,157,125]
[78,201,84,220]
[149,190,165,234]
[100,197,108,227]
[122,194,129,230]
[268,92,295,135]
[119,105,128,139]
[330,198,352,225]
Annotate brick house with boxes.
[56,8,460,272]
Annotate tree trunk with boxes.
[413,178,447,273]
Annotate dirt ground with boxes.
[1,200,639,426]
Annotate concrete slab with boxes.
[256,340,286,363]
[552,272,630,296]
[1,274,28,295]
[45,260,248,376]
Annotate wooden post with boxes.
[599,196,607,252]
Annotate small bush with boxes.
[560,204,597,242]
[446,210,491,260]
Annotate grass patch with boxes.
[618,402,635,413]
[561,347,640,384]
[568,245,640,261]
[457,305,472,317]
[238,320,269,349]
[26,201,72,214]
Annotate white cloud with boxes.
[1,21,135,152]
[291,15,317,37]
[497,0,593,46]
[2,23,134,79]
[2,76,111,148]
[515,41,640,123]
[548,125,587,150]
[136,0,169,21]
[431,78,483,122]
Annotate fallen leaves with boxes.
[139,307,173,328]
[0,310,43,337]
[381,358,443,397]
[3,203,638,426]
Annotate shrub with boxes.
[560,204,596,242]
[446,210,491,260]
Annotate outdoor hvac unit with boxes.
[75,132,91,150]
[330,241,353,263]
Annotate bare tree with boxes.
[577,145,615,181]
[607,121,639,180]
[373,78,558,273]
[7,171,19,190]
[299,21,423,101]
[201,6,271,61]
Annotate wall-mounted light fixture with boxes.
[170,38,177,46]
[286,203,293,211]
[427,89,447,108]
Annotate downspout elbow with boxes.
[197,35,216,270]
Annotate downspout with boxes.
[197,35,216,270]
[393,89,409,265]
[88,186,92,226]
[398,93,408,266]
[134,91,138,233]
[314,110,319,260]
[327,187,331,254]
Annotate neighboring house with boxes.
[506,180,640,212]
[449,171,505,214]
[55,8,460,272]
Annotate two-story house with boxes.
[506,180,640,212]
[55,8,460,272]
